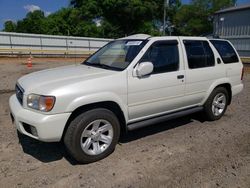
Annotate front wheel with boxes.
[64,108,120,163]
[204,87,229,121]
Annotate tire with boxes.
[64,108,120,164]
[204,87,229,121]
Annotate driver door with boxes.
[127,39,186,122]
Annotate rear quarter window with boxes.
[210,40,239,64]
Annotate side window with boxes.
[140,40,179,74]
[184,40,215,69]
[210,40,239,64]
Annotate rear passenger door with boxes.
[181,39,225,105]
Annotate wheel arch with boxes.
[62,101,127,141]
[215,83,232,105]
[203,81,232,105]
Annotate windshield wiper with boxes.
[83,62,122,71]
[83,61,92,65]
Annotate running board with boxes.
[127,106,203,131]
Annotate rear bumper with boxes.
[9,95,71,142]
[232,83,243,96]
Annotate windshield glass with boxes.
[83,39,148,71]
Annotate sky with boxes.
[0,0,69,30]
[0,0,250,30]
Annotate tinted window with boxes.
[210,40,239,64]
[140,40,179,73]
[184,40,215,69]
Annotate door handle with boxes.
[177,75,184,79]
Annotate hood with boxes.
[18,64,115,94]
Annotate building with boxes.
[214,3,250,57]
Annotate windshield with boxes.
[83,39,148,71]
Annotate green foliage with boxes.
[2,0,237,37]
[210,0,236,12]
[174,4,211,36]
[174,0,236,36]
[3,21,16,32]
[100,0,158,35]
[16,10,47,34]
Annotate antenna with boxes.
[163,0,169,36]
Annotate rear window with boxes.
[184,40,215,69]
[210,40,239,64]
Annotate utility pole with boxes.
[163,0,169,36]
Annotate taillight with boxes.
[241,67,244,81]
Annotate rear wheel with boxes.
[64,108,120,163]
[204,87,229,121]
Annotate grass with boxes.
[241,58,250,63]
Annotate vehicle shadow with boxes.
[17,113,205,164]
[120,112,205,143]
[17,131,77,164]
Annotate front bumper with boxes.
[9,95,71,142]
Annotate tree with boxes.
[101,0,158,36]
[70,0,162,36]
[45,8,73,35]
[2,0,238,37]
[173,0,236,36]
[3,21,16,32]
[174,4,210,35]
[16,10,47,34]
[210,0,236,12]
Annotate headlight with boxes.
[27,94,55,112]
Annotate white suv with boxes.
[9,34,244,163]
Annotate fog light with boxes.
[30,126,38,137]
[23,123,38,137]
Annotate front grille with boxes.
[15,83,24,105]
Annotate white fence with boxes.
[0,32,112,56]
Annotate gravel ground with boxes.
[0,57,83,92]
[0,58,249,188]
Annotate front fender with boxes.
[66,92,128,123]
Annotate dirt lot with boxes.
[0,58,250,188]
[0,57,83,92]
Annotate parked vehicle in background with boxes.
[9,34,244,163]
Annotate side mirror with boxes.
[135,62,154,77]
